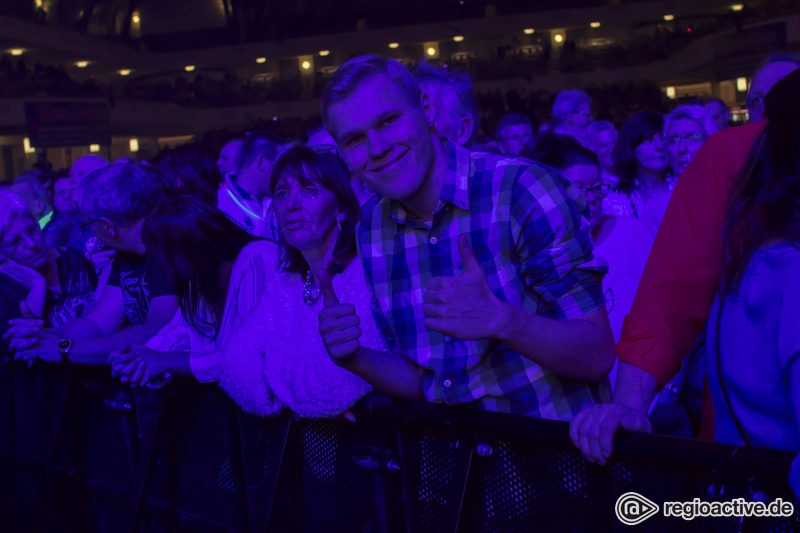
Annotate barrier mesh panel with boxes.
[238,410,279,532]
[400,430,458,533]
[470,441,592,533]
[290,418,375,533]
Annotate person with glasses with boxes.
[745,53,799,123]
[0,190,98,354]
[524,134,654,349]
[663,104,717,183]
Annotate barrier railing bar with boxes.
[441,437,475,533]
[127,387,168,533]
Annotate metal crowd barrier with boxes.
[1,360,798,533]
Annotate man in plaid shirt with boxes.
[316,56,615,420]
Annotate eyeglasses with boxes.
[578,183,610,198]
[746,95,764,114]
[666,133,707,145]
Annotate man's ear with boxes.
[420,92,437,128]
[455,116,475,147]
[95,218,116,239]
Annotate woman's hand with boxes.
[0,258,46,290]
[109,345,167,387]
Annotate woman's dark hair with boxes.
[151,143,222,205]
[720,69,800,296]
[521,133,599,171]
[142,195,258,336]
[612,110,665,193]
[268,145,361,276]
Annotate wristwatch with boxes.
[57,339,73,364]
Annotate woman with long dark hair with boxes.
[603,110,671,232]
[705,70,800,492]
[108,196,270,382]
[217,145,383,418]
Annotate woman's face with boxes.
[1,214,48,269]
[665,118,707,177]
[634,133,669,174]
[273,175,341,257]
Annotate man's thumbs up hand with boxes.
[423,235,510,340]
[317,268,362,365]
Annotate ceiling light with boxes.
[554,34,564,43]
[663,14,675,21]
[426,47,436,56]
[132,14,140,23]
[184,65,195,72]
[731,3,744,11]
[736,77,748,92]
[10,49,23,56]
[319,50,330,56]
[119,69,131,76]
[523,28,534,35]
[388,42,399,49]
[301,60,311,70]
[256,57,266,63]
[453,35,464,42]
[590,22,601,28]
[89,144,100,153]
[76,60,88,68]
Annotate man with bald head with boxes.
[746,53,800,122]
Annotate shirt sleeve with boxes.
[513,163,607,320]
[616,122,766,387]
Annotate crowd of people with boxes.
[2,50,800,498]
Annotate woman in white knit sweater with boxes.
[111,146,382,418]
[220,145,386,416]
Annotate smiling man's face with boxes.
[327,74,435,203]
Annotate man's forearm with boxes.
[496,303,615,382]
[342,347,424,400]
[611,361,658,414]
[66,325,161,365]
[53,317,104,340]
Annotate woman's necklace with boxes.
[303,270,321,306]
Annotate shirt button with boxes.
[443,379,452,388]
[430,237,438,244]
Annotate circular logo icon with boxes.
[615,492,660,526]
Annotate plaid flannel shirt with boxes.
[357,142,610,420]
